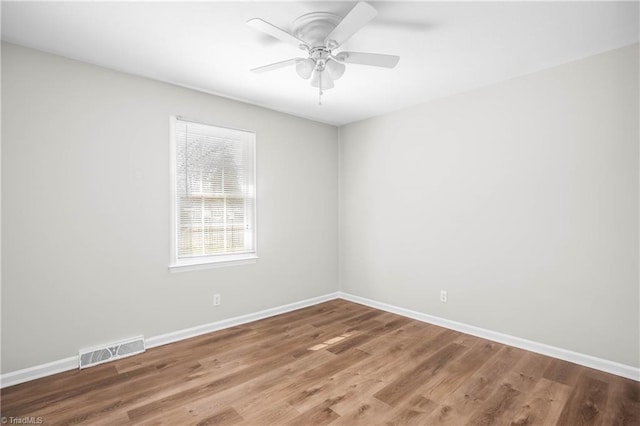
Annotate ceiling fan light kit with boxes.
[247,1,400,105]
[296,58,315,79]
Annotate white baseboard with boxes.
[145,292,340,349]
[339,291,640,382]
[2,290,637,387]
[0,292,340,388]
[0,356,78,389]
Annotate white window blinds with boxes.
[170,117,256,270]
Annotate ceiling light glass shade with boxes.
[310,69,334,90]
[296,58,315,79]
[325,59,346,80]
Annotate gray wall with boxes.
[3,41,639,374]
[339,44,639,367]
[1,43,338,373]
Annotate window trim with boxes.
[168,116,258,272]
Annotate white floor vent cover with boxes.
[79,336,145,369]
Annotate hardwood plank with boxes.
[280,348,371,413]
[503,350,553,394]
[310,303,372,328]
[126,330,345,422]
[421,345,527,425]
[328,316,411,355]
[322,328,458,416]
[373,342,466,407]
[543,358,581,387]
[332,397,393,425]
[501,377,572,425]
[239,402,301,425]
[0,364,120,408]
[35,359,210,423]
[285,395,341,425]
[194,407,244,426]
[36,322,340,423]
[422,340,500,403]
[229,352,338,411]
[386,395,440,425]
[328,377,389,416]
[343,310,384,326]
[135,407,195,426]
[603,377,640,426]
[557,372,610,425]
[2,299,637,426]
[189,348,337,424]
[465,382,523,425]
[355,319,445,356]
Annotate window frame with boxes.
[169,116,258,272]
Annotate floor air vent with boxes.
[79,335,145,369]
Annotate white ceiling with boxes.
[2,1,638,126]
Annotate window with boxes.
[169,117,257,271]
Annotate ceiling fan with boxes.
[247,1,400,104]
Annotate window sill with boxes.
[169,255,258,273]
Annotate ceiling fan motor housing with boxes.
[292,12,346,84]
[293,12,340,47]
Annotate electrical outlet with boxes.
[213,294,221,306]
[440,290,447,303]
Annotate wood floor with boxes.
[1,299,639,425]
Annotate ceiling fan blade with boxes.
[250,58,301,73]
[247,18,307,48]
[336,51,400,68]
[324,2,377,49]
